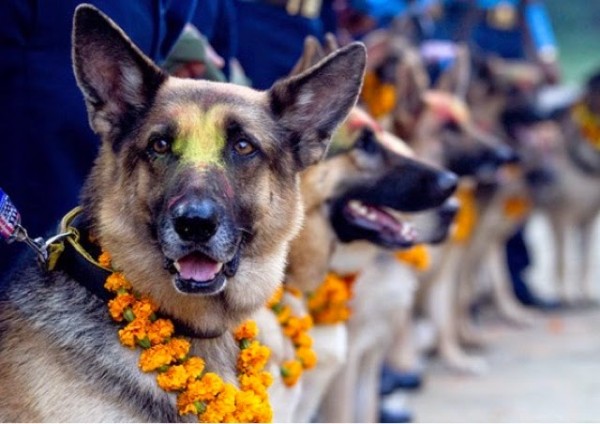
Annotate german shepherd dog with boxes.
[262,35,457,423]
[0,5,366,422]
[504,73,600,304]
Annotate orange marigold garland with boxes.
[266,285,318,387]
[394,244,430,271]
[101,251,273,423]
[572,102,600,150]
[307,273,356,325]
[452,184,478,243]
[502,195,531,219]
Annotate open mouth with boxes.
[165,250,239,295]
[340,199,418,248]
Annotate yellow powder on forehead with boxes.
[171,104,226,167]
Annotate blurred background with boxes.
[547,0,600,84]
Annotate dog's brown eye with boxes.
[152,138,171,154]
[233,139,255,156]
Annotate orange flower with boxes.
[308,273,353,325]
[139,344,175,372]
[168,338,191,361]
[132,297,158,320]
[108,293,136,322]
[183,357,205,382]
[297,347,317,369]
[104,265,274,423]
[394,244,430,271]
[98,251,112,268]
[238,341,270,373]
[147,319,175,345]
[503,195,531,219]
[452,185,478,243]
[156,364,189,391]
[104,272,132,293]
[293,331,313,348]
[280,359,303,387]
[118,318,148,348]
[266,285,284,308]
[234,320,259,342]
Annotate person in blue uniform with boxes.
[0,1,235,278]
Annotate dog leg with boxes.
[488,241,538,326]
[355,348,387,423]
[319,348,361,423]
[548,212,575,303]
[579,216,598,303]
[427,249,488,375]
[385,302,419,374]
[456,248,489,348]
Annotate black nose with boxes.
[435,170,458,198]
[171,197,219,243]
[494,145,520,165]
[439,198,459,222]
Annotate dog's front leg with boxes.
[579,216,599,303]
[488,241,539,326]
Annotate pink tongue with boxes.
[177,253,222,282]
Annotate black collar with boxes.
[51,208,222,339]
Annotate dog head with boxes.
[72,5,365,334]
[285,37,457,289]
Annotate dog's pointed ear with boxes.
[72,4,166,138]
[269,42,366,170]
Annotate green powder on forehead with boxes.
[171,105,227,167]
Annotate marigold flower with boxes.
[118,318,148,348]
[503,195,531,219]
[276,305,292,324]
[297,347,317,369]
[234,320,259,342]
[394,244,430,271]
[183,357,205,382]
[292,331,313,348]
[238,341,270,373]
[132,297,158,320]
[280,359,303,387]
[156,364,189,392]
[452,185,478,243]
[104,272,132,293]
[108,293,136,322]
[194,373,225,401]
[266,285,284,308]
[98,251,112,268]
[139,344,174,372]
[147,319,175,345]
[168,338,191,361]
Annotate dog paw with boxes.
[458,326,489,349]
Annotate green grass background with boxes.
[546,0,600,84]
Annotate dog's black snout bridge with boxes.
[435,171,458,198]
[172,197,220,243]
[494,145,520,165]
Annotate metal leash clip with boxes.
[0,188,72,265]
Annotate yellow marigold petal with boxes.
[297,347,318,369]
[139,344,175,372]
[168,338,191,361]
[104,272,132,293]
[98,251,112,268]
[234,320,259,342]
[108,293,136,322]
[183,357,205,382]
[147,319,175,345]
[281,359,303,387]
[118,318,148,348]
[156,364,189,392]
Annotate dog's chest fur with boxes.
[0,265,235,422]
